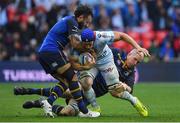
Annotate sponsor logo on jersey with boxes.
[52,62,58,67]
[101,33,108,38]
[124,71,130,76]
[98,50,107,58]
[102,67,114,73]
[72,26,78,32]
[97,33,101,38]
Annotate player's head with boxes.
[81,28,94,50]
[74,4,93,29]
[126,49,144,68]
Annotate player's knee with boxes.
[108,83,130,98]
[60,104,79,116]
[80,77,93,91]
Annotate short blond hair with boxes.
[128,49,144,62]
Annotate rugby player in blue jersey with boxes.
[14,48,147,116]
[31,4,100,117]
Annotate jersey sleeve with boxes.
[67,18,79,36]
[124,72,135,93]
[125,72,135,86]
[111,48,126,61]
[95,31,114,45]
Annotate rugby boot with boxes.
[41,99,54,118]
[78,110,100,117]
[23,100,43,109]
[133,97,148,117]
[89,105,101,113]
[14,87,31,95]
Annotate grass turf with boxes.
[0,82,180,122]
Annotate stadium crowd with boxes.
[0,0,180,62]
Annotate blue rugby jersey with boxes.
[39,16,79,52]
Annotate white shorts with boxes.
[79,60,120,86]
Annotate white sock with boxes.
[84,88,98,107]
[120,91,137,105]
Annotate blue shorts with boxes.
[38,51,68,74]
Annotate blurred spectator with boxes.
[149,40,160,61]
[171,4,180,38]
[0,44,8,60]
[159,41,175,62]
[138,0,149,23]
[94,4,111,30]
[146,0,170,30]
[0,34,8,60]
[24,38,38,61]
[80,0,99,7]
[111,8,125,31]
[34,0,55,12]
[0,6,8,26]
[106,0,124,10]
[159,32,175,62]
[124,0,140,29]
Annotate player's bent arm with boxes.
[108,82,132,98]
[68,56,85,70]
[71,62,93,70]
[69,57,94,71]
[113,31,150,57]
[113,31,141,49]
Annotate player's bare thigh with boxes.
[79,67,98,91]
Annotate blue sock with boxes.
[47,81,67,105]
[47,94,57,105]
[29,88,51,97]
[42,88,51,97]
[29,88,41,95]
[69,81,88,114]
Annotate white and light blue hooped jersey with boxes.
[93,31,115,65]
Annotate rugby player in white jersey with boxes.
[71,28,150,117]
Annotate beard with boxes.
[78,22,84,29]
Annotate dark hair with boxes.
[74,4,93,18]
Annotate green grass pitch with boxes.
[0,82,180,122]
